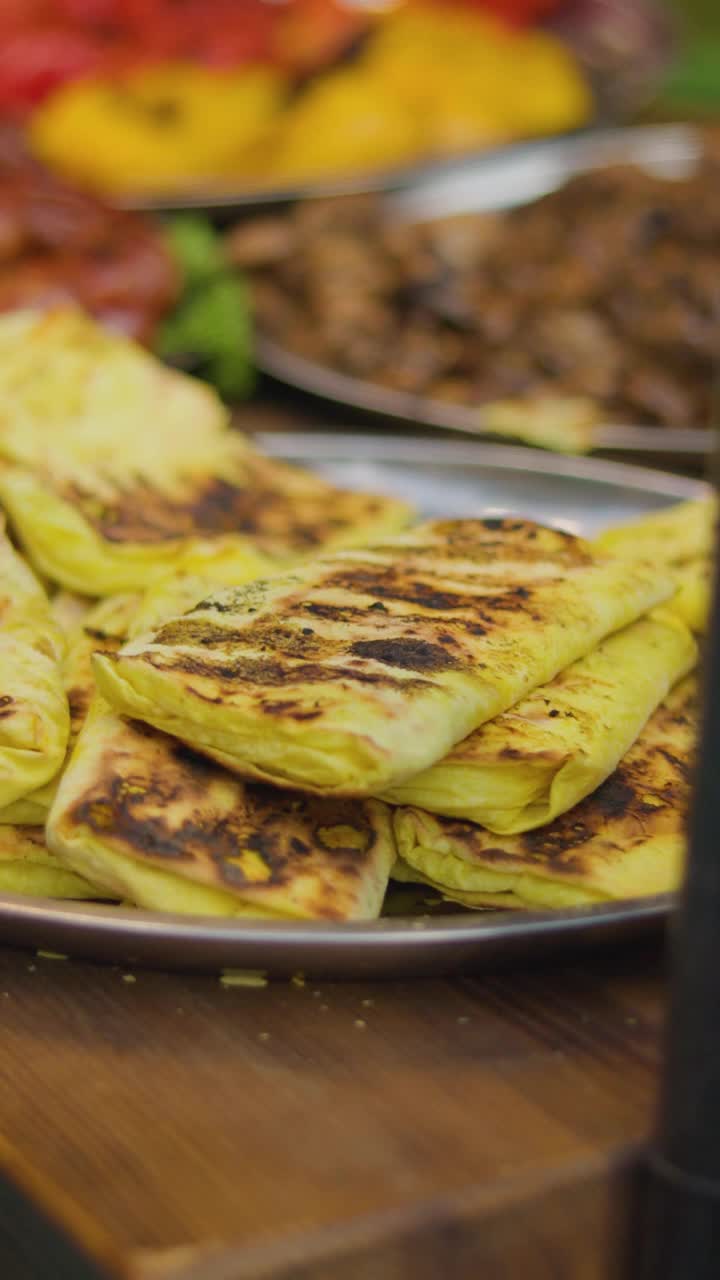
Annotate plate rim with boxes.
[256,340,714,459]
[116,122,688,214]
[254,430,710,501]
[0,891,673,976]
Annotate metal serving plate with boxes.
[118,138,577,217]
[0,435,707,976]
[115,122,681,216]
[255,125,713,461]
[257,336,713,461]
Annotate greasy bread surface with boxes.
[382,609,696,831]
[47,697,395,920]
[594,497,715,635]
[94,518,674,796]
[672,559,711,635]
[0,307,228,470]
[0,438,411,595]
[594,497,716,567]
[0,824,98,899]
[0,592,139,825]
[393,676,697,909]
[0,525,69,811]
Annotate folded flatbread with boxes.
[46,697,396,920]
[382,609,696,831]
[0,526,69,814]
[0,824,99,899]
[93,517,675,796]
[595,498,715,635]
[0,592,137,824]
[594,497,715,566]
[671,559,711,636]
[0,437,411,595]
[393,676,696,909]
[49,590,95,634]
[0,306,228,469]
[44,566,397,919]
[1,552,301,825]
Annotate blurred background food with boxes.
[0,126,178,343]
[0,0,716,451]
[230,146,720,434]
[0,130,254,395]
[0,0,670,197]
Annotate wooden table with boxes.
[0,933,667,1280]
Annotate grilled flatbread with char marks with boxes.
[382,609,696,831]
[46,697,395,920]
[0,437,411,596]
[393,676,697,909]
[2,542,317,825]
[2,546,292,824]
[46,568,396,918]
[94,518,675,797]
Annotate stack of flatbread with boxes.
[0,308,410,913]
[58,504,710,919]
[0,306,712,919]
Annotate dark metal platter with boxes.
[254,125,713,462]
[0,434,707,976]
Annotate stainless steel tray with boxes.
[257,336,713,461]
[0,434,707,976]
[254,125,713,461]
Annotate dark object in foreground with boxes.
[629,465,720,1277]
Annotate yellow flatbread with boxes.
[595,497,715,635]
[393,676,696,909]
[594,497,715,566]
[93,517,674,796]
[0,526,69,813]
[45,564,396,919]
[0,437,410,596]
[0,824,99,899]
[46,696,396,920]
[671,558,712,635]
[0,592,138,825]
[0,306,228,470]
[382,608,696,831]
[1,551,301,826]
[49,590,95,634]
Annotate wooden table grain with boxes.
[0,935,667,1280]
